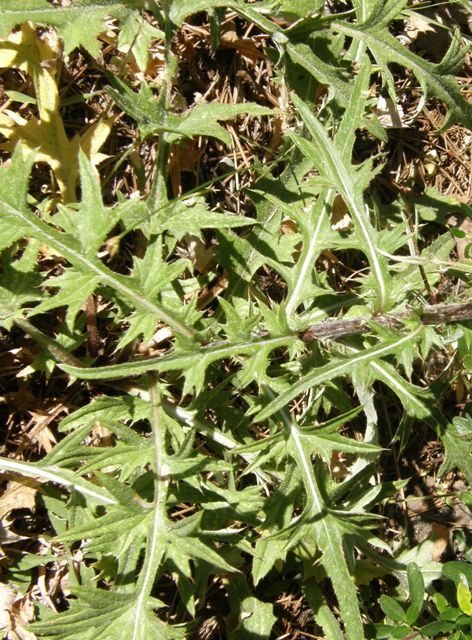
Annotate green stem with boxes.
[14,316,84,367]
[149,2,174,213]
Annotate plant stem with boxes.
[14,316,84,367]
[149,1,174,212]
[300,301,472,342]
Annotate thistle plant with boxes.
[0,1,471,639]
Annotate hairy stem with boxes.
[300,301,472,342]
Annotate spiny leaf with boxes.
[108,77,274,145]
[333,21,472,130]
[285,40,350,106]
[0,457,116,505]
[152,196,256,239]
[117,10,163,71]
[0,174,194,337]
[169,0,240,26]
[30,586,183,640]
[290,93,391,311]
[32,269,100,328]
[60,334,297,381]
[0,24,113,201]
[0,0,143,57]
[255,326,423,421]
[439,416,472,486]
[0,241,42,329]
[278,400,364,640]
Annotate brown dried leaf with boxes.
[0,480,38,520]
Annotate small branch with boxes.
[300,301,472,343]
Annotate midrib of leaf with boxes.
[285,60,371,321]
[132,377,168,640]
[256,325,423,421]
[369,360,430,419]
[291,94,389,311]
[0,457,117,505]
[285,188,334,320]
[61,334,298,379]
[271,392,363,639]
[0,199,194,338]
[223,149,313,302]
[332,21,472,130]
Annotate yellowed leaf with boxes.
[0,24,112,202]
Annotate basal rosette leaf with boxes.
[0,241,42,330]
[0,153,194,338]
[169,0,240,26]
[52,151,120,256]
[0,0,143,57]
[151,196,256,239]
[254,326,423,421]
[0,25,114,202]
[367,360,472,485]
[275,399,364,639]
[438,416,472,486]
[60,334,298,388]
[107,77,274,145]
[117,10,164,71]
[30,586,183,640]
[333,21,472,130]
[0,147,36,250]
[290,93,391,312]
[0,457,116,506]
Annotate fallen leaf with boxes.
[0,480,38,520]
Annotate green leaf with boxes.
[57,151,119,256]
[60,334,297,381]
[0,165,194,337]
[285,417,365,639]
[333,21,472,130]
[255,326,423,421]
[152,196,256,239]
[290,93,391,311]
[0,147,36,250]
[32,268,100,328]
[303,580,345,640]
[228,596,276,639]
[166,102,275,147]
[169,0,240,26]
[285,40,350,106]
[0,456,116,506]
[117,10,163,71]
[0,0,143,57]
[30,586,183,640]
[440,416,472,486]
[457,582,472,615]
[108,79,274,145]
[406,563,425,624]
[0,241,42,329]
[298,429,382,461]
[167,535,237,574]
[379,595,406,622]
